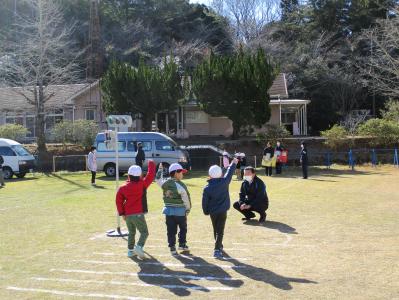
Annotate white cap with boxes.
[222,151,229,156]
[240,153,246,157]
[169,163,187,174]
[128,165,142,176]
[209,165,223,178]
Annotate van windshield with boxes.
[11,145,31,156]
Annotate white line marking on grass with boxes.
[149,238,214,245]
[133,245,249,251]
[6,286,159,300]
[31,277,234,291]
[93,252,252,261]
[73,260,248,269]
[50,269,244,281]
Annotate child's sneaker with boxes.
[178,244,189,252]
[133,245,145,259]
[127,249,135,258]
[213,249,223,259]
[170,246,178,255]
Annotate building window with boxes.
[26,116,35,137]
[85,109,95,121]
[281,112,296,124]
[45,109,64,131]
[5,116,24,126]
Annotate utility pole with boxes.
[88,0,103,80]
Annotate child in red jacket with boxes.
[116,160,156,259]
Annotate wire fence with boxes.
[190,148,399,170]
[47,148,399,173]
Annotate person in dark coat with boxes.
[263,142,274,176]
[275,141,284,174]
[202,158,238,258]
[233,167,269,223]
[300,141,309,179]
[135,142,146,168]
[0,155,5,187]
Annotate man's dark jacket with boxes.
[135,147,145,166]
[239,175,269,209]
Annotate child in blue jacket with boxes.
[202,158,238,258]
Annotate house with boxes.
[0,81,105,141]
[156,73,310,138]
[0,73,310,140]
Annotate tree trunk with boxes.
[35,86,47,157]
[141,113,154,132]
[231,121,241,140]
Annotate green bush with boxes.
[52,121,74,147]
[0,124,29,141]
[358,118,399,147]
[52,120,98,149]
[320,125,348,150]
[72,120,99,149]
[381,100,399,122]
[256,124,290,145]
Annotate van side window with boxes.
[97,141,126,152]
[0,146,16,156]
[128,141,152,152]
[155,141,175,151]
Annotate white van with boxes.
[0,138,35,179]
[95,132,190,177]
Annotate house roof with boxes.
[0,82,98,113]
[269,73,288,99]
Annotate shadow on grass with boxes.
[47,173,88,189]
[6,177,38,182]
[96,175,128,182]
[131,254,218,297]
[243,220,298,234]
[223,253,317,290]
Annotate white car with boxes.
[0,138,35,179]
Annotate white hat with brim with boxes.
[128,165,142,176]
[169,163,188,174]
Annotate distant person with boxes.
[116,160,156,259]
[0,155,5,187]
[263,142,274,176]
[222,151,230,172]
[156,163,191,255]
[235,153,242,180]
[300,141,309,179]
[135,142,146,168]
[87,146,97,186]
[233,167,269,223]
[275,141,284,175]
[202,158,238,258]
[239,153,247,180]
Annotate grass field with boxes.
[0,165,398,299]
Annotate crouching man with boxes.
[233,166,269,223]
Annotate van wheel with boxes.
[16,172,26,179]
[3,167,13,179]
[104,163,116,177]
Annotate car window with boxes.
[128,141,152,152]
[0,146,16,156]
[11,145,31,156]
[155,141,175,151]
[97,141,126,152]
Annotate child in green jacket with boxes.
[156,163,191,255]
